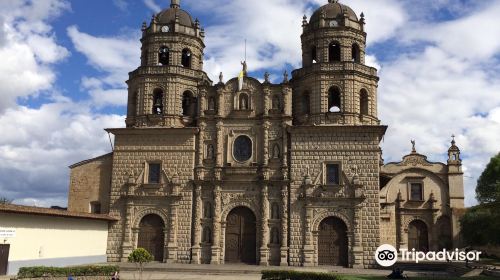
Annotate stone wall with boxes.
[68,154,112,214]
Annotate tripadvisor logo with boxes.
[375,244,482,266]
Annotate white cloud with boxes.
[0,101,124,207]
[0,0,70,112]
[144,0,161,13]
[377,1,500,206]
[113,0,128,11]
[402,1,500,61]
[67,26,140,107]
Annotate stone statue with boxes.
[241,95,248,110]
[219,72,224,84]
[411,140,416,152]
[283,70,289,83]
[208,97,215,110]
[207,144,214,159]
[241,61,247,76]
[273,144,280,159]
[264,71,270,83]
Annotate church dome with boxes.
[309,0,359,28]
[157,0,194,27]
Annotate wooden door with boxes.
[318,217,348,266]
[138,215,165,261]
[408,220,429,252]
[0,244,9,275]
[224,207,256,264]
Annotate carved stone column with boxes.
[280,185,289,266]
[352,206,364,268]
[303,203,314,266]
[215,122,224,167]
[166,201,178,263]
[263,87,271,116]
[191,184,202,264]
[259,184,270,266]
[263,122,270,164]
[199,89,207,117]
[281,124,288,179]
[216,88,224,117]
[211,184,222,264]
[120,199,134,262]
[196,123,206,169]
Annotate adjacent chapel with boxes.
[67,0,465,268]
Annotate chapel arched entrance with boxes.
[224,207,257,264]
[137,214,165,261]
[318,217,348,266]
[408,220,429,252]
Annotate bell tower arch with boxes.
[126,0,211,128]
[293,0,378,126]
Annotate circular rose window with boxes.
[233,135,252,162]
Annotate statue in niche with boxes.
[272,144,280,159]
[208,97,215,111]
[272,95,280,110]
[207,144,214,160]
[240,94,248,110]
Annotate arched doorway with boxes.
[224,207,256,264]
[138,214,165,261]
[318,217,348,266]
[408,220,429,252]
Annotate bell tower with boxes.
[292,0,379,126]
[126,0,210,128]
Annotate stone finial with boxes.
[302,15,308,26]
[451,134,456,145]
[328,0,339,3]
[264,71,270,83]
[171,0,180,9]
[141,21,147,31]
[218,72,224,84]
[283,70,289,83]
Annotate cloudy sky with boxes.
[0,0,499,207]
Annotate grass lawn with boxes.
[341,276,497,280]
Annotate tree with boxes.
[0,197,12,204]
[476,153,500,203]
[128,248,153,280]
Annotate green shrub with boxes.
[261,270,343,280]
[460,202,500,246]
[128,247,154,264]
[17,265,119,278]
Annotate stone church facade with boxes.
[67,0,465,268]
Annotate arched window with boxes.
[352,44,360,63]
[202,227,212,243]
[182,91,198,118]
[311,45,318,63]
[329,42,341,62]
[204,201,212,218]
[181,48,192,68]
[360,89,369,115]
[328,87,341,112]
[302,92,310,115]
[159,46,170,65]
[271,202,280,219]
[239,93,249,110]
[152,89,164,114]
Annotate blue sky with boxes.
[1,0,500,207]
